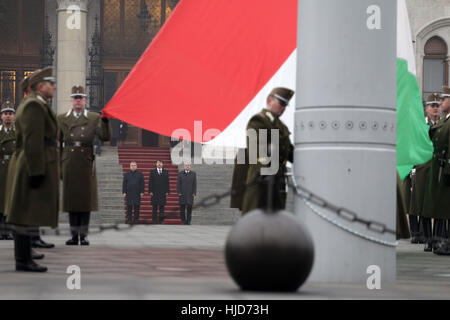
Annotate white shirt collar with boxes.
[37,95,47,104]
[66,109,88,118]
[1,125,13,133]
[264,110,275,122]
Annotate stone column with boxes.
[56,0,88,114]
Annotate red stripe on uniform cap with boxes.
[103,0,297,143]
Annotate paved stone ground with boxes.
[0,225,449,299]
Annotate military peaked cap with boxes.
[19,75,30,93]
[1,101,15,113]
[71,85,86,97]
[441,86,450,99]
[28,67,55,87]
[426,93,440,105]
[269,87,295,106]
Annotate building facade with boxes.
[407,0,450,99]
[0,0,449,146]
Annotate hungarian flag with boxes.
[103,0,297,146]
[103,0,432,179]
[395,0,433,179]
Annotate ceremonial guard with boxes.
[4,67,59,272]
[58,86,111,246]
[0,101,16,240]
[230,87,294,214]
[409,93,440,249]
[422,86,450,255]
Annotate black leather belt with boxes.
[63,141,92,148]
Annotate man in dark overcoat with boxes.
[122,161,145,224]
[0,101,16,240]
[230,87,294,214]
[57,85,111,246]
[5,67,59,272]
[177,163,196,225]
[149,160,170,224]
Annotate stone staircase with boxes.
[95,146,125,224]
[58,146,294,226]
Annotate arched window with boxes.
[423,36,448,98]
[0,0,45,106]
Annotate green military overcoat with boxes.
[409,161,431,216]
[230,109,293,214]
[396,173,411,240]
[5,95,59,227]
[409,117,434,217]
[57,110,111,212]
[422,115,450,219]
[401,173,412,214]
[0,126,15,213]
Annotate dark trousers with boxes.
[409,215,420,237]
[13,232,31,265]
[68,212,91,239]
[180,204,192,225]
[152,204,165,224]
[409,215,431,239]
[0,212,12,237]
[126,203,140,223]
[433,219,448,240]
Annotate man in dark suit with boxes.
[177,163,197,225]
[149,160,170,224]
[123,161,145,224]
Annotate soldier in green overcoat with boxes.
[231,87,294,214]
[396,173,411,240]
[422,86,450,255]
[5,67,59,272]
[57,85,111,246]
[409,93,440,248]
[0,101,16,240]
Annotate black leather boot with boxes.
[433,240,450,255]
[66,234,79,245]
[80,236,90,246]
[31,249,44,260]
[15,234,47,272]
[79,212,90,245]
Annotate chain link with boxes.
[286,172,398,247]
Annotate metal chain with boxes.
[4,176,258,237]
[3,172,398,247]
[286,173,398,247]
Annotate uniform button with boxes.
[81,149,84,152]
[13,141,15,144]
[71,149,74,152]
[70,134,74,137]
[81,127,85,130]
[81,134,84,137]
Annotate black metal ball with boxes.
[225,208,314,292]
